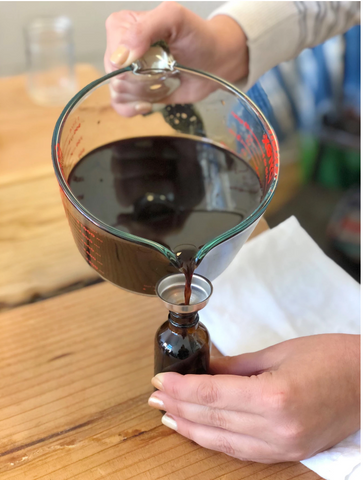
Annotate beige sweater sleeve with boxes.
[210,1,360,90]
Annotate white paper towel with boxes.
[201,216,360,480]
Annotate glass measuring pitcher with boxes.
[52,46,279,295]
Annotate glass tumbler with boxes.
[24,16,77,106]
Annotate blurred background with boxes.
[0,1,360,312]
[0,1,223,76]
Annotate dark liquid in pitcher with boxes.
[69,136,262,302]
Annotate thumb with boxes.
[210,346,278,377]
[106,2,186,69]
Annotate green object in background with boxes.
[300,134,319,182]
[300,134,360,189]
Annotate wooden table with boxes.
[0,65,101,310]
[0,66,320,478]
[0,282,320,480]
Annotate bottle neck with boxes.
[169,311,199,328]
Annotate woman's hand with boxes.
[148,334,360,463]
[104,1,248,116]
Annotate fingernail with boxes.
[148,395,164,409]
[162,413,177,431]
[151,373,165,390]
[110,45,130,67]
[135,102,153,114]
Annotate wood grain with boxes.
[0,65,100,186]
[0,172,98,308]
[0,282,320,480]
[0,65,103,309]
[0,65,174,309]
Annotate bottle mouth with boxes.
[156,273,213,314]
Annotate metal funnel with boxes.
[155,273,213,314]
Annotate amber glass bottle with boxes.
[154,311,210,375]
[154,273,212,376]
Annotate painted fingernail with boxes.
[110,45,130,67]
[162,413,177,431]
[151,373,165,390]
[135,102,153,114]
[148,395,164,409]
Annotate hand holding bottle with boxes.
[148,334,360,463]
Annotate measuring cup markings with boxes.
[228,128,252,157]
[230,111,279,187]
[68,134,83,157]
[231,111,271,178]
[63,205,106,275]
[235,113,266,159]
[67,124,81,151]
[55,143,65,177]
[75,136,83,148]
[67,208,104,245]
[81,238,95,253]
[229,113,262,165]
[78,148,85,159]
[84,248,103,266]
[62,117,83,161]
[262,134,272,158]
[77,233,105,273]
[262,130,279,184]
[69,139,83,158]
[239,147,248,157]
[79,223,94,237]
[79,224,104,245]
[228,128,260,177]
[62,117,79,149]
[268,129,279,164]
[87,259,104,274]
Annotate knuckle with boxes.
[169,379,180,400]
[277,421,309,461]
[286,445,310,462]
[268,384,293,413]
[160,1,180,14]
[113,104,134,118]
[196,379,220,406]
[214,434,235,457]
[282,420,306,442]
[105,12,119,30]
[206,407,227,429]
[126,22,143,42]
[158,1,184,28]
[105,10,140,35]
[174,401,184,419]
[183,421,196,443]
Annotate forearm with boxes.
[207,15,249,84]
[209,1,360,90]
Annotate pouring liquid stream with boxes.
[178,253,196,305]
[68,135,263,301]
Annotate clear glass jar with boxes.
[24,16,77,106]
